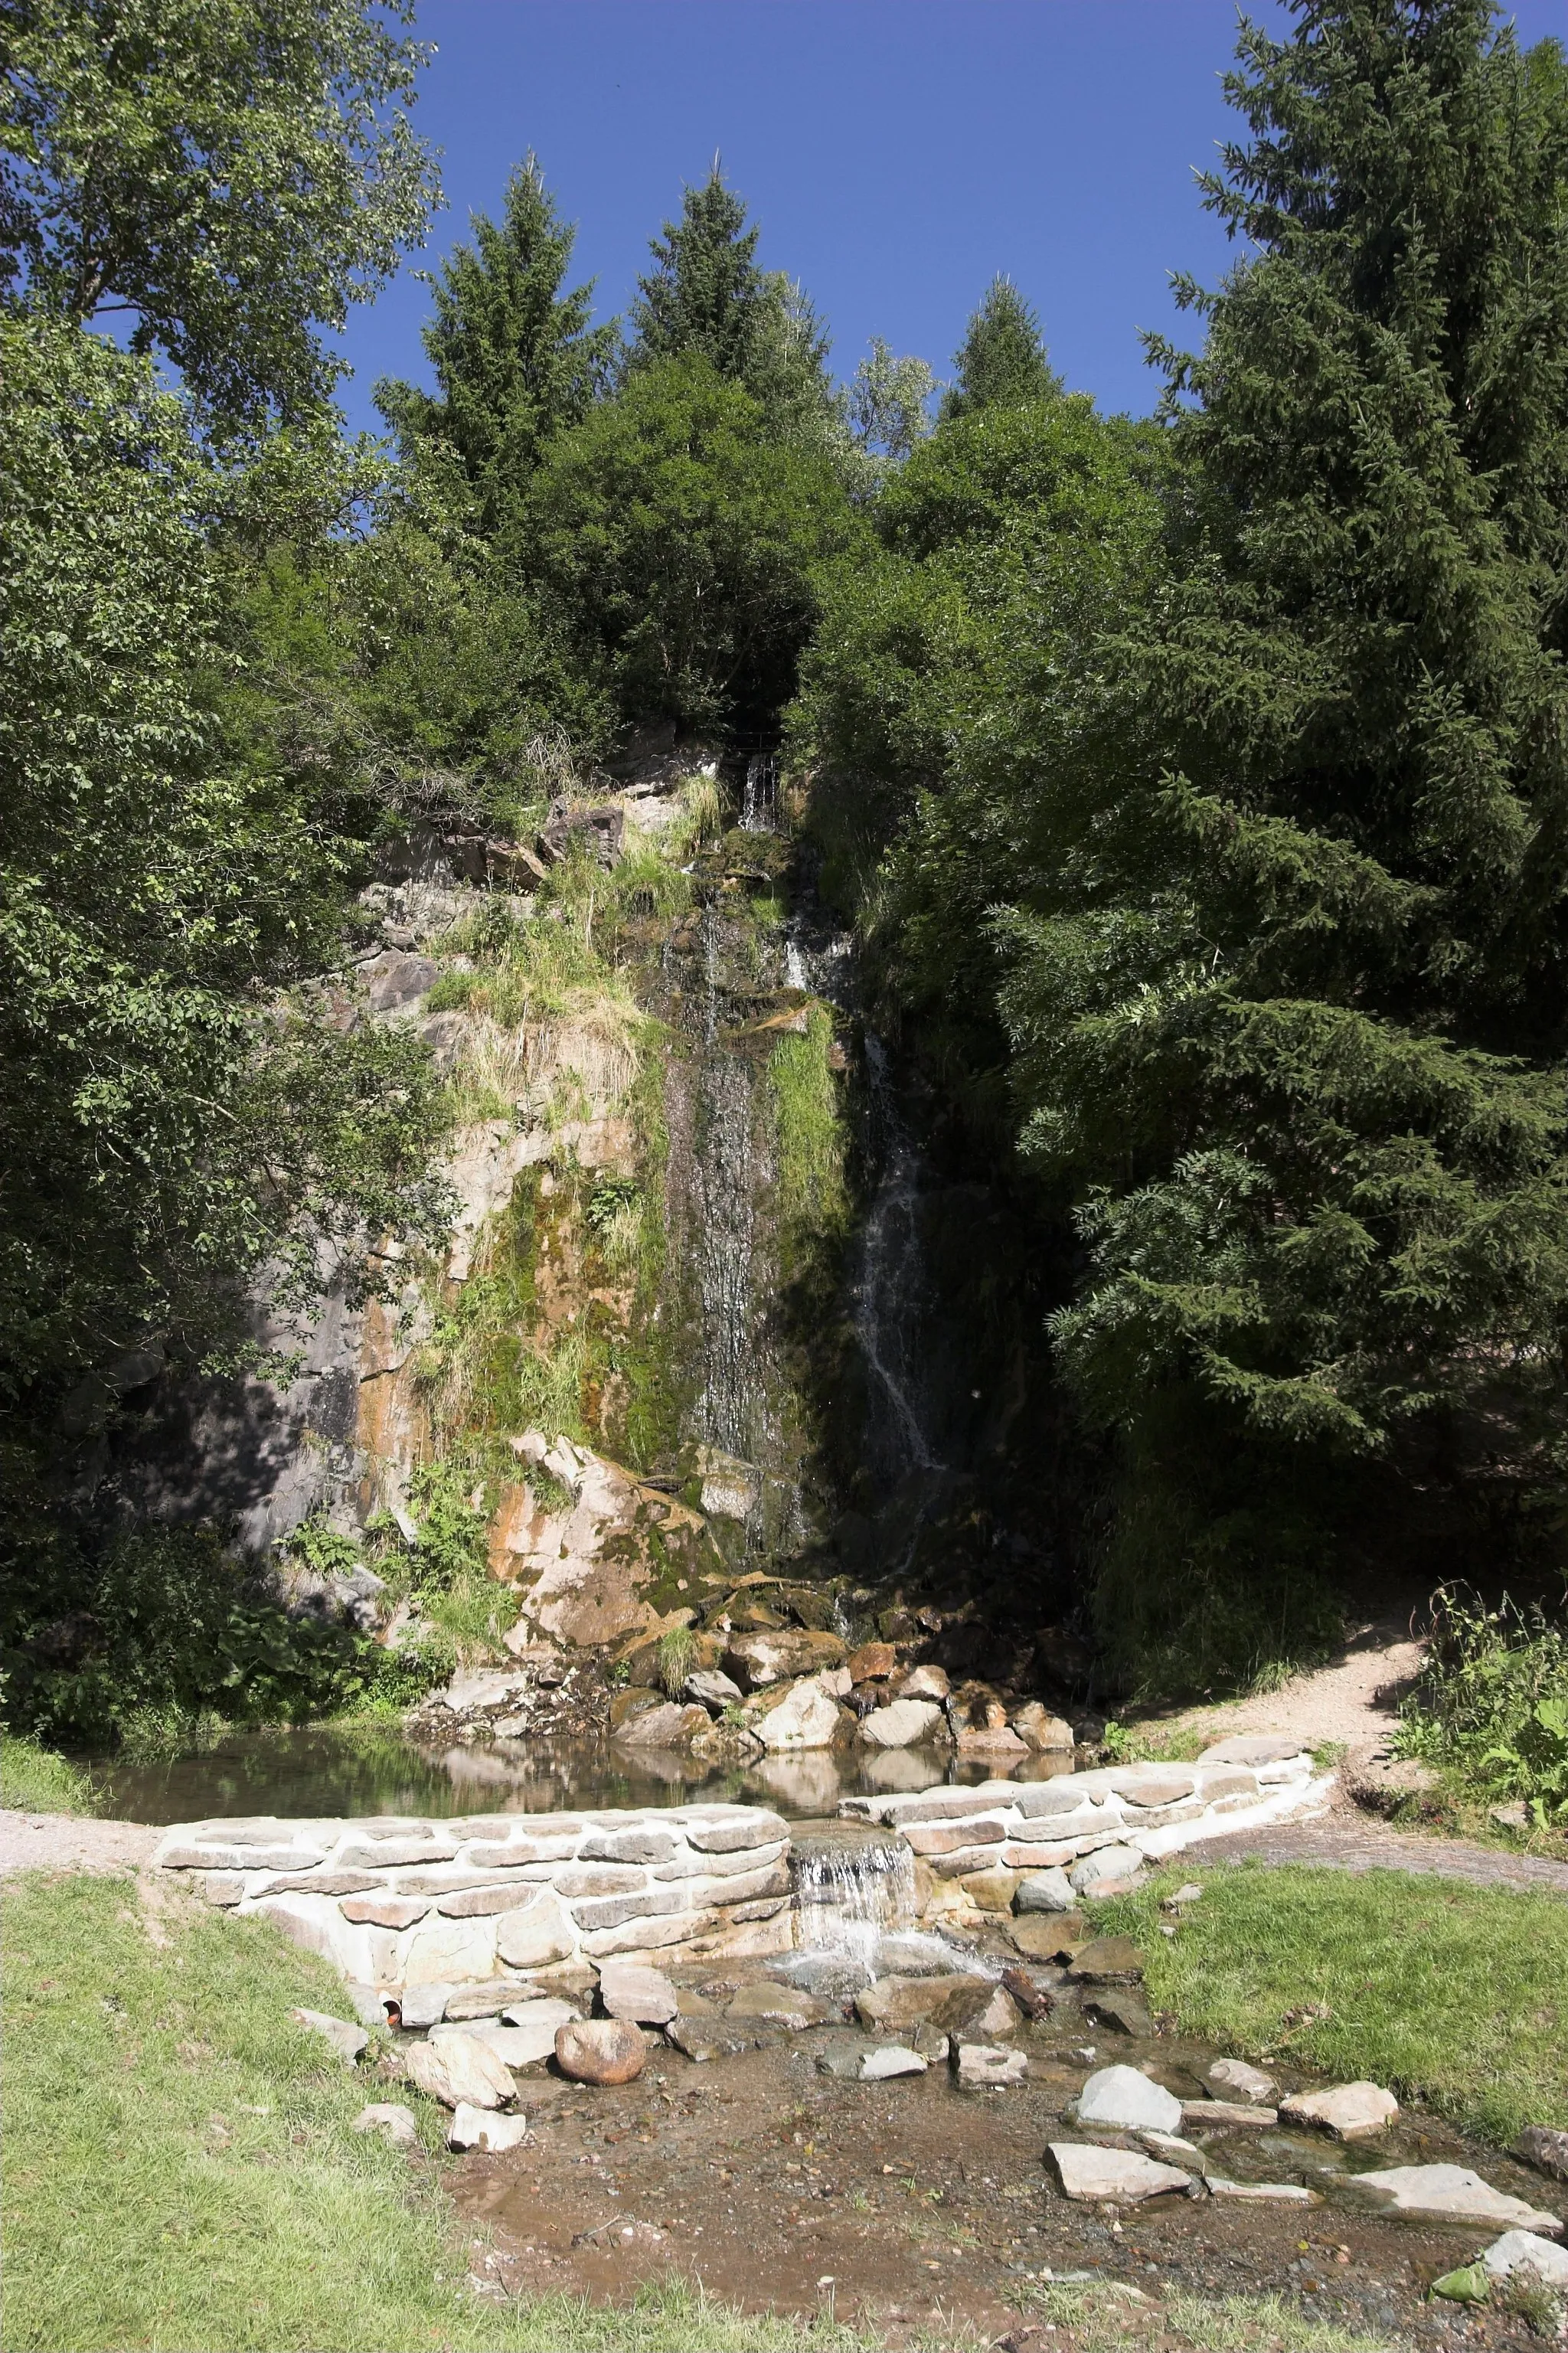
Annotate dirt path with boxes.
[1145,1613,1428,1782]
[0,1808,162,1877]
[1181,1817,1568,1895]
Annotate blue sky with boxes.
[336,1,1566,435]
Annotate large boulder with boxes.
[741,1675,844,1752]
[860,1698,946,1750]
[555,2018,647,2085]
[724,1629,847,1689]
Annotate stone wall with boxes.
[154,1803,793,1988]
[839,1741,1330,1895]
[154,1744,1328,1996]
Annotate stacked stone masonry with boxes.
[154,1750,1326,1992]
[838,1749,1329,1875]
[155,1804,795,1987]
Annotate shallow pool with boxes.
[87,1724,1081,1824]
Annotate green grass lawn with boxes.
[1,1872,874,2353]
[1099,1862,1568,2145]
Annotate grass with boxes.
[0,1734,98,1813]
[1023,2279,1395,2352]
[1021,2277,1384,2353]
[2,1871,880,2353]
[1096,1861,1568,2145]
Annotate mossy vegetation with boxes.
[768,1005,848,1273]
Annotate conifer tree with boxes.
[939,276,1062,420]
[997,0,1568,1681]
[375,158,614,522]
[629,163,767,378]
[627,164,835,443]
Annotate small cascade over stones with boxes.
[788,1819,917,1961]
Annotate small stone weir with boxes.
[788,1818,917,1959]
[153,1745,1329,1998]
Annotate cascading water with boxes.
[856,1034,942,1479]
[789,1825,917,1962]
[740,753,778,833]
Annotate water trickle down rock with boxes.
[856,1036,940,1485]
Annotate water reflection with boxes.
[90,1724,1082,1825]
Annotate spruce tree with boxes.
[627,164,835,443]
[997,0,1568,1682]
[374,158,614,522]
[629,163,768,379]
[939,277,1062,420]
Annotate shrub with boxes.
[1397,1585,1568,1826]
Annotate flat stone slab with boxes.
[1198,1736,1310,1766]
[1050,2144,1193,2204]
[1280,2081,1398,2140]
[1206,2176,1320,2204]
[1181,2100,1279,2130]
[1138,2132,1204,2168]
[861,2046,928,2080]
[598,1961,678,2025]
[955,2043,1028,2088]
[1014,1868,1076,1913]
[1484,2231,1568,2286]
[1066,1937,1145,1984]
[1341,2165,1563,2234]
[855,1973,992,2034]
[404,2034,516,2111]
[432,2016,565,2070]
[289,2007,368,2067]
[448,2102,528,2152]
[726,1982,828,2030]
[491,1999,580,2064]
[1085,1990,1156,2038]
[1516,2127,1568,2182]
[1207,2057,1276,2104]
[1075,2064,1183,2134]
[666,2015,753,2064]
[354,2101,416,2145]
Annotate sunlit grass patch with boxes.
[0,1734,97,1813]
[2,1874,881,2353]
[1098,1862,1567,2146]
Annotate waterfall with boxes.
[792,1833,916,1961]
[856,1034,941,1477]
[740,753,778,833]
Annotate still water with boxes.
[90,1725,1080,1825]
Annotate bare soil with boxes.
[0,1807,161,1877]
[450,1964,1563,2350]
